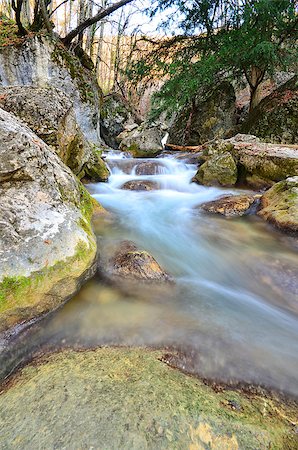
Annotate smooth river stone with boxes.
[0,348,297,449]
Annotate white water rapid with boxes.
[1,152,298,397]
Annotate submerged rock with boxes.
[121,180,160,191]
[0,348,297,449]
[102,241,171,282]
[135,161,166,175]
[201,194,258,217]
[168,81,236,146]
[194,152,238,186]
[0,108,97,333]
[0,85,109,182]
[258,177,298,233]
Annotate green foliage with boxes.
[129,0,297,116]
[0,16,22,47]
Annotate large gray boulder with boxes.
[100,92,141,149]
[241,76,298,144]
[0,85,109,181]
[117,123,163,157]
[0,36,102,145]
[193,134,298,188]
[0,108,97,332]
[168,81,236,146]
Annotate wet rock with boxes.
[117,123,163,157]
[121,180,160,191]
[100,92,141,149]
[201,194,259,217]
[0,108,97,333]
[0,85,109,182]
[193,152,238,186]
[135,161,166,175]
[197,134,298,187]
[258,177,298,233]
[103,241,171,282]
[242,75,298,144]
[168,81,236,146]
[0,348,297,449]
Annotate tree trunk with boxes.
[12,0,28,35]
[40,0,53,33]
[249,84,263,112]
[246,65,265,113]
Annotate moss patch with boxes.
[0,348,297,449]
[0,239,94,316]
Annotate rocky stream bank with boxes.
[0,33,297,450]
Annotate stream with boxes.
[1,152,298,397]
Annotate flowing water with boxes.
[1,152,298,396]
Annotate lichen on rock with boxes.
[168,81,236,146]
[194,152,238,186]
[242,75,298,144]
[0,348,297,449]
[0,85,109,182]
[201,194,259,217]
[258,176,298,233]
[193,134,298,188]
[0,107,98,332]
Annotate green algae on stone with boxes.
[0,239,96,332]
[194,152,238,186]
[0,348,297,449]
[258,176,298,233]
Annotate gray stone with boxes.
[100,241,171,282]
[169,81,236,145]
[0,108,97,332]
[258,177,298,233]
[0,85,109,181]
[194,152,238,186]
[0,35,102,145]
[117,123,163,157]
[242,76,298,144]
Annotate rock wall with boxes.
[0,35,102,145]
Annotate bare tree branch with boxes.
[62,0,134,46]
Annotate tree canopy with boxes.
[128,0,297,115]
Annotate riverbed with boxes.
[1,152,298,397]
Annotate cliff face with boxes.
[0,35,102,146]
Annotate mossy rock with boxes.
[194,152,238,186]
[258,176,298,233]
[168,81,236,146]
[0,108,99,333]
[242,76,298,144]
[0,348,297,449]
